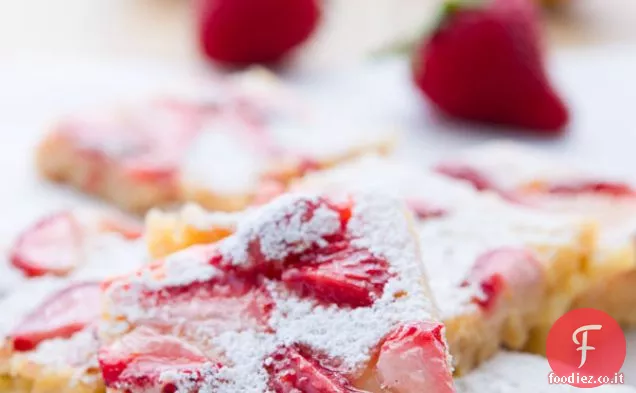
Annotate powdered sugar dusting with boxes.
[0,217,148,388]
[444,141,583,190]
[159,362,221,393]
[181,122,265,195]
[456,352,636,392]
[19,328,101,383]
[419,196,582,319]
[292,155,584,319]
[102,192,444,393]
[292,154,478,210]
[0,278,67,337]
[218,193,342,264]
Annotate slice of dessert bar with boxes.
[0,230,146,393]
[435,141,636,327]
[292,156,593,369]
[101,193,455,393]
[0,280,104,393]
[1,208,142,300]
[37,69,394,214]
[142,156,593,375]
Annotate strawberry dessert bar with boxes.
[142,156,593,375]
[100,193,456,392]
[1,280,105,393]
[292,156,594,368]
[0,213,147,393]
[37,69,393,214]
[1,208,142,297]
[435,141,636,326]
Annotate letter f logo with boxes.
[573,324,602,368]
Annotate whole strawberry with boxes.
[412,0,569,133]
[196,0,321,66]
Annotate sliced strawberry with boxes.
[434,162,527,204]
[434,163,495,192]
[245,196,352,272]
[99,326,216,392]
[265,346,356,393]
[406,199,448,220]
[281,249,392,308]
[10,211,83,277]
[545,181,636,198]
[147,284,275,335]
[124,252,275,334]
[98,215,143,240]
[10,282,101,351]
[376,322,454,393]
[461,248,544,312]
[65,100,207,184]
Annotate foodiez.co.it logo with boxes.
[546,308,626,388]
[573,324,603,368]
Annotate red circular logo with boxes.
[546,308,626,388]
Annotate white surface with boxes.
[0,49,635,383]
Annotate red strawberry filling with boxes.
[376,322,454,393]
[434,162,530,204]
[461,248,544,312]
[98,215,143,240]
[282,249,392,308]
[63,100,211,184]
[434,163,495,192]
[99,326,219,392]
[406,199,448,220]
[10,282,101,351]
[139,280,275,335]
[10,211,83,277]
[265,346,355,393]
[544,181,636,198]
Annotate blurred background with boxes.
[0,0,635,384]
[2,0,636,68]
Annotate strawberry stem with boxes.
[442,0,464,17]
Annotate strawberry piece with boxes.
[10,282,101,351]
[99,326,216,392]
[282,249,392,308]
[376,322,455,393]
[413,0,569,132]
[144,283,275,335]
[10,211,83,277]
[434,162,528,204]
[265,346,356,393]
[461,248,544,312]
[98,215,143,240]
[244,196,352,274]
[65,100,207,184]
[196,0,321,65]
[434,162,495,192]
[123,251,275,335]
[545,181,636,197]
[406,199,448,220]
